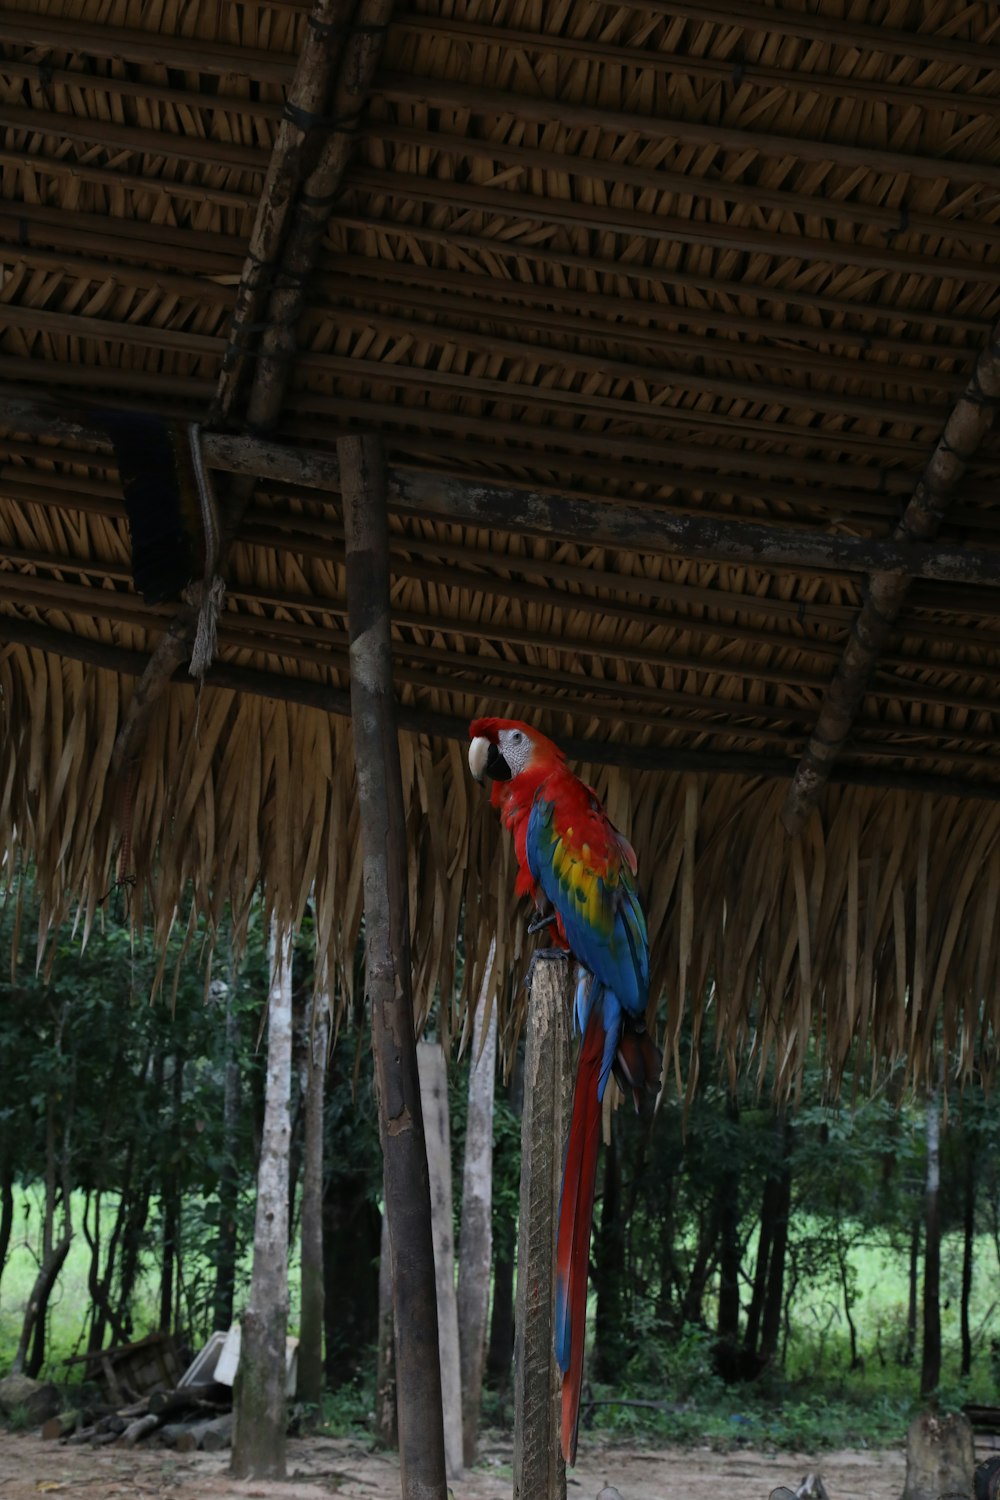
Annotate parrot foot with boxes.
[527,912,557,935]
[523,947,571,990]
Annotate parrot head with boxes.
[468,717,563,785]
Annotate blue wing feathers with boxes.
[526,791,648,1021]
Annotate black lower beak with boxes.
[485,742,512,781]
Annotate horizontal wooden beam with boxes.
[9,459,1000,676]
[0,101,267,175]
[1,394,997,587]
[0,299,944,443]
[0,8,294,83]
[2,611,998,800]
[376,72,1000,193]
[7,536,1000,738]
[331,212,993,344]
[0,146,257,212]
[317,269,974,393]
[391,15,1000,121]
[631,0,1000,73]
[346,168,1000,286]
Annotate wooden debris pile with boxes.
[45,1381,233,1453]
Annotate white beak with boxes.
[468,736,490,783]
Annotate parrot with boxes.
[468,716,660,1464]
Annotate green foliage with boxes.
[3,1404,35,1433]
[318,1370,376,1437]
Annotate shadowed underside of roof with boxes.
[0,0,998,1088]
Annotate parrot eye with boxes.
[511,731,522,743]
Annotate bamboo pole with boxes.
[339,432,447,1500]
[631,0,996,70]
[242,0,395,429]
[4,300,948,450]
[375,73,1000,191]
[347,167,1000,286]
[2,613,1000,801]
[390,13,1000,119]
[781,322,1000,835]
[6,582,1000,763]
[513,954,571,1500]
[327,212,990,343]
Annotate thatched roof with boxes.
[1,0,999,1088]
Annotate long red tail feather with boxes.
[555,1008,604,1465]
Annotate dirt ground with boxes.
[0,1430,907,1500]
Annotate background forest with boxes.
[1,873,999,1454]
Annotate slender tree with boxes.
[456,960,497,1467]
[213,977,244,1331]
[297,975,330,1410]
[232,925,294,1480]
[921,1090,942,1398]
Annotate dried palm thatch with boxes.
[1,0,1000,1092]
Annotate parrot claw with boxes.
[527,912,558,935]
[523,947,571,990]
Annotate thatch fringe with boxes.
[2,646,997,1094]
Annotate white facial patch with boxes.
[497,726,533,777]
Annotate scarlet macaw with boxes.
[468,716,659,1464]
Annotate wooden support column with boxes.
[782,322,1000,835]
[514,955,571,1500]
[339,432,447,1500]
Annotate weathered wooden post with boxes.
[514,954,572,1500]
[340,432,448,1500]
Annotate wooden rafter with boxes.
[781,323,1000,836]
[105,0,393,775]
[2,395,999,588]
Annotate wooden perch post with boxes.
[339,432,448,1500]
[782,321,1000,834]
[514,954,572,1500]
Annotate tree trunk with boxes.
[716,1094,742,1354]
[231,925,293,1480]
[920,1090,942,1399]
[375,1200,397,1448]
[15,1058,72,1377]
[487,1058,521,1391]
[213,976,243,1332]
[904,1213,920,1366]
[16,1238,72,1377]
[834,1225,860,1370]
[488,1224,516,1388]
[340,430,447,1500]
[0,1165,14,1298]
[456,957,497,1469]
[160,1054,185,1333]
[297,981,330,1411]
[593,1118,625,1383]
[322,1171,380,1385]
[417,1041,463,1481]
[760,1115,792,1366]
[960,1130,975,1379]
